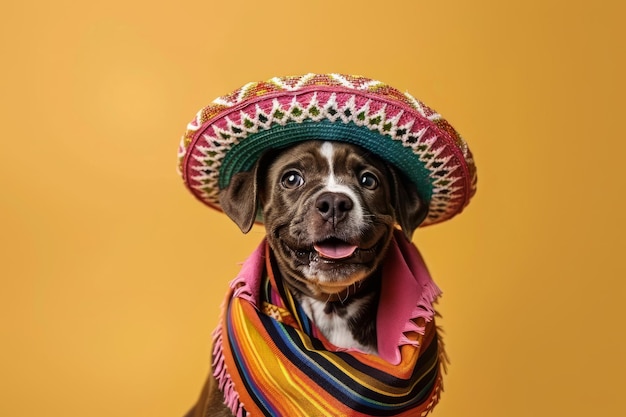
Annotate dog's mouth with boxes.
[283,237,380,265]
[274,229,392,298]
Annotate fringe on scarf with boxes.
[399,279,443,347]
[211,276,253,417]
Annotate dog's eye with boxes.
[360,172,379,190]
[281,171,305,189]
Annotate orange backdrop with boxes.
[1,1,625,416]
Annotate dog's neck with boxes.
[271,254,381,354]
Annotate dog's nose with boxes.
[315,192,353,224]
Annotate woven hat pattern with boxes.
[178,73,477,227]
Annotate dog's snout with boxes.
[315,192,353,223]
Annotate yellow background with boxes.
[2,0,624,416]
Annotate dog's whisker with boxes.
[325,292,333,305]
[341,287,350,305]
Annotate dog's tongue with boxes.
[314,241,358,259]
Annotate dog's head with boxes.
[219,141,426,298]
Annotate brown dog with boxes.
[185,140,426,417]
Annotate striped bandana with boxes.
[211,230,446,416]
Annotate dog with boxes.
[184,139,427,417]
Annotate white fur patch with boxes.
[318,142,364,222]
[299,293,377,354]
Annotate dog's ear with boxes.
[218,159,264,234]
[388,166,429,241]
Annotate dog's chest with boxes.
[297,294,377,355]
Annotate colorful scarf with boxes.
[212,230,446,416]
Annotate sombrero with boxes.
[177,73,477,227]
